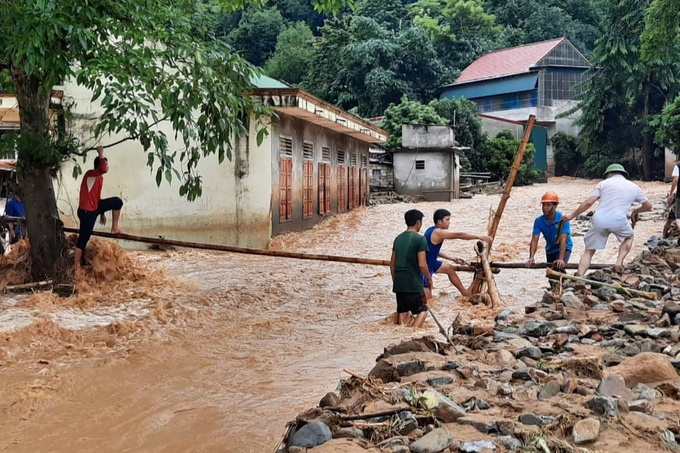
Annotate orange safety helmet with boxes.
[541,192,560,204]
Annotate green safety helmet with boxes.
[603,163,628,177]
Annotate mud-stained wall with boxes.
[393,151,454,197]
[56,82,273,249]
[271,113,370,237]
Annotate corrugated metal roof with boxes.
[250,74,290,89]
[441,73,538,100]
[451,38,564,85]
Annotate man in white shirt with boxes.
[564,164,652,275]
[663,162,680,238]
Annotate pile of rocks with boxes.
[369,192,422,206]
[278,240,680,453]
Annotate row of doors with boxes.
[279,158,367,221]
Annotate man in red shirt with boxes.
[75,146,124,268]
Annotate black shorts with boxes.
[76,197,124,250]
[396,292,427,315]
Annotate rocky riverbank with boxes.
[278,237,680,453]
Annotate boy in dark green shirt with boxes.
[390,209,432,327]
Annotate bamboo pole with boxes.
[471,114,536,294]
[545,268,658,300]
[427,306,459,353]
[485,262,609,270]
[61,228,482,271]
[475,241,501,308]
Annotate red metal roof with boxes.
[454,38,564,85]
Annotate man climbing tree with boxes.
[0,0,346,281]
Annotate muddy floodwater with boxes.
[0,178,670,452]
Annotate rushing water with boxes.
[0,178,669,452]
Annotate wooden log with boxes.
[2,280,53,292]
[475,241,501,309]
[545,268,658,300]
[61,227,482,272]
[471,114,536,294]
[486,262,609,270]
[341,407,414,421]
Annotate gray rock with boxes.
[442,361,461,370]
[573,418,600,444]
[427,376,454,387]
[597,287,618,301]
[476,399,491,410]
[459,440,497,452]
[397,360,425,377]
[521,320,553,337]
[629,399,651,413]
[496,309,515,321]
[555,325,581,335]
[587,396,619,417]
[382,437,409,453]
[409,428,454,453]
[671,360,680,370]
[333,427,365,439]
[640,341,662,353]
[597,375,635,402]
[633,383,656,402]
[457,417,497,434]
[592,304,610,311]
[499,383,513,396]
[493,331,521,342]
[602,353,625,367]
[647,328,671,339]
[518,413,555,427]
[511,370,533,381]
[568,335,581,343]
[538,380,561,400]
[396,411,418,435]
[622,343,641,356]
[289,421,332,448]
[516,347,542,360]
[581,338,597,345]
[561,293,586,309]
[498,436,523,451]
[421,390,467,422]
[602,339,626,348]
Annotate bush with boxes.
[381,97,447,148]
[551,132,583,176]
[486,130,540,185]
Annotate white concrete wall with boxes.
[666,148,677,182]
[56,81,273,248]
[393,151,453,196]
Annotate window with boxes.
[303,141,314,160]
[338,150,346,164]
[280,157,292,221]
[319,163,331,215]
[350,152,357,166]
[303,160,314,218]
[280,136,293,156]
[322,147,331,162]
[415,160,425,170]
[361,155,368,167]
[372,169,381,177]
[338,165,347,212]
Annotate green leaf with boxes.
[256,128,266,146]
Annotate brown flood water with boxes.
[0,178,669,452]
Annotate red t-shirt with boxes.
[78,159,108,211]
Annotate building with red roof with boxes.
[440,38,591,175]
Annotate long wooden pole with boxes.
[485,262,609,270]
[471,114,536,294]
[475,241,501,308]
[60,227,481,271]
[546,268,657,300]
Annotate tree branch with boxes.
[73,116,170,156]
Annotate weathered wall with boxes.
[393,151,453,197]
[666,148,677,182]
[402,125,455,148]
[56,81,273,248]
[270,112,370,237]
[370,163,394,191]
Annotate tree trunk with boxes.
[11,66,66,281]
[642,70,653,181]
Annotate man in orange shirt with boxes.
[75,146,124,268]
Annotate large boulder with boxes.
[420,390,467,422]
[604,353,679,387]
[409,428,454,453]
[573,418,600,444]
[289,421,332,448]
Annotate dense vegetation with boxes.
[221,0,680,181]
